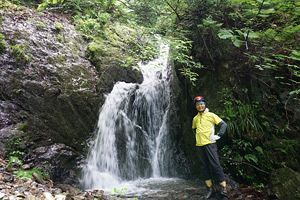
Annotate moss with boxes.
[74,17,103,39]
[11,44,31,64]
[0,0,24,10]
[0,33,6,54]
[54,22,64,33]
[16,122,29,132]
[56,34,65,43]
[48,54,66,65]
[122,56,136,68]
[87,41,105,56]
[35,20,46,31]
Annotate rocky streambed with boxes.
[1,155,269,200]
[0,155,107,200]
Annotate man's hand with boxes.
[193,129,196,135]
[210,134,220,142]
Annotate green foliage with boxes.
[7,156,23,168]
[170,35,203,86]
[6,0,39,7]
[221,139,271,184]
[265,137,299,167]
[127,0,189,27]
[84,22,159,70]
[5,137,24,157]
[74,17,104,40]
[218,88,265,140]
[0,33,6,54]
[56,34,65,43]
[37,0,64,12]
[35,20,46,31]
[11,44,31,64]
[13,168,49,180]
[54,21,64,33]
[5,135,48,181]
[17,122,29,132]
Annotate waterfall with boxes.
[82,41,174,190]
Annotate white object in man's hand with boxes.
[210,134,220,142]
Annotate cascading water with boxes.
[82,41,176,190]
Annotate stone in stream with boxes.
[43,192,55,200]
[54,194,72,200]
[0,192,5,198]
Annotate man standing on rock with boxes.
[192,96,228,199]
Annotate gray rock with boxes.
[271,167,300,200]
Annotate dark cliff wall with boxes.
[0,6,142,184]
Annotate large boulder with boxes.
[0,5,142,184]
[270,167,300,200]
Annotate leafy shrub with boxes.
[221,139,271,185]
[13,168,49,180]
[170,35,203,86]
[7,156,23,169]
[218,88,266,141]
[5,137,24,157]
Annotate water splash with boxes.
[82,42,174,190]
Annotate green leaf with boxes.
[248,31,260,39]
[255,146,264,154]
[37,2,48,12]
[8,156,22,167]
[232,37,243,47]
[244,154,258,164]
[201,17,223,28]
[218,29,234,39]
[255,65,264,70]
[289,89,300,95]
[289,50,300,61]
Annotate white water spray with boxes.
[82,41,173,190]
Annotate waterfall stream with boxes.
[82,41,177,191]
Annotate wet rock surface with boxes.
[270,167,300,200]
[0,4,142,184]
[0,154,269,200]
[0,160,269,200]
[0,156,106,200]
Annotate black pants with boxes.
[196,143,225,183]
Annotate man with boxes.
[192,96,228,199]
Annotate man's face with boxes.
[195,101,206,112]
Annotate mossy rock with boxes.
[271,167,300,200]
[11,44,31,64]
[0,33,6,54]
[54,22,64,33]
[35,20,46,31]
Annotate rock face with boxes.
[271,167,300,200]
[0,6,142,184]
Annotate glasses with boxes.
[195,102,205,106]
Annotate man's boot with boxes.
[220,186,228,199]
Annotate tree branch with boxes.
[284,94,292,130]
[163,0,182,21]
[245,0,265,50]
[221,156,270,175]
[201,34,215,63]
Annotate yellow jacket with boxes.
[192,108,222,146]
